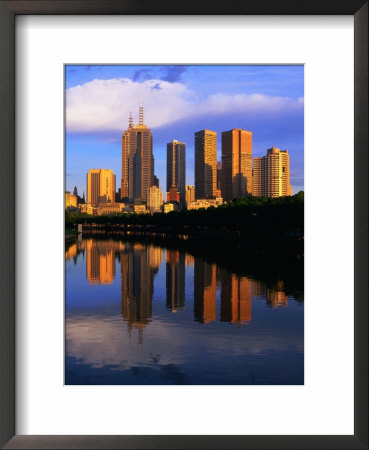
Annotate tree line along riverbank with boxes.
[66,192,304,241]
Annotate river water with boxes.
[65,237,304,385]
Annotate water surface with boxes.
[65,237,304,385]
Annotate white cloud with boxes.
[66,77,304,133]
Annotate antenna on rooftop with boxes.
[129,112,133,128]
[139,105,144,125]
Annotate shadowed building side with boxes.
[195,130,217,199]
[167,140,186,206]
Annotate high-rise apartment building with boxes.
[167,140,186,205]
[121,107,154,203]
[221,129,252,202]
[185,185,195,209]
[86,169,116,206]
[195,130,217,199]
[252,147,292,197]
[146,185,163,213]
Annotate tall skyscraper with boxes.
[86,169,116,206]
[252,146,292,197]
[121,107,154,203]
[195,130,217,199]
[167,140,186,205]
[221,129,252,202]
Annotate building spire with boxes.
[139,106,144,125]
[128,112,133,128]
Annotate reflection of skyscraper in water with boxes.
[220,271,252,323]
[194,259,216,324]
[86,239,116,285]
[166,250,185,312]
[185,253,194,267]
[252,279,288,308]
[120,244,159,341]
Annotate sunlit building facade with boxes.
[146,185,163,213]
[120,107,154,203]
[185,185,195,209]
[253,147,292,197]
[221,129,252,202]
[65,191,77,208]
[195,129,217,199]
[86,169,116,206]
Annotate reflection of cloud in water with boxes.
[66,315,303,371]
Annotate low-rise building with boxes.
[80,203,97,215]
[146,186,163,213]
[65,191,77,209]
[187,197,223,210]
[96,202,126,215]
[164,202,179,213]
[133,204,149,214]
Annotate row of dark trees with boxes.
[66,191,304,240]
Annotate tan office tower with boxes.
[221,129,252,202]
[252,146,292,197]
[121,107,154,203]
[185,185,195,208]
[146,185,163,213]
[195,130,217,199]
[86,169,116,206]
[167,140,186,204]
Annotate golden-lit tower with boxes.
[86,169,116,206]
[252,147,292,197]
[221,129,252,201]
[121,107,154,203]
[195,130,217,199]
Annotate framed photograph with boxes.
[0,1,367,449]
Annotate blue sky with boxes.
[66,65,304,197]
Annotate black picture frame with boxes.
[0,1,367,449]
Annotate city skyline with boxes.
[66,65,304,196]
